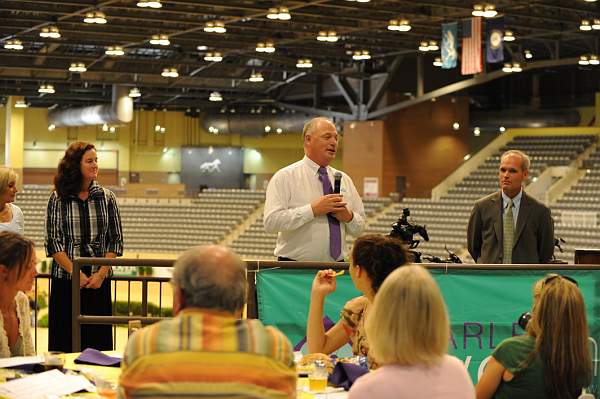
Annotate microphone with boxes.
[333,172,342,194]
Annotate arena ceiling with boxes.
[0,0,599,117]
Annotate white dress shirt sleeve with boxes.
[342,174,365,236]
[263,171,315,233]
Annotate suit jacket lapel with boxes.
[513,191,531,247]
[492,191,503,246]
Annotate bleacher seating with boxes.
[552,145,600,263]
[16,187,263,254]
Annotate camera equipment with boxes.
[389,208,429,263]
[422,245,463,264]
[549,237,567,264]
[518,311,532,331]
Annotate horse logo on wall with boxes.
[199,159,222,173]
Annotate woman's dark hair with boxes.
[0,231,35,281]
[351,234,410,293]
[54,141,95,198]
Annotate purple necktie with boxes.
[318,167,342,260]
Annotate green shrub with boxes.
[114,301,172,317]
[38,314,49,328]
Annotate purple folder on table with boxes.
[74,348,121,367]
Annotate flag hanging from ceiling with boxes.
[461,17,482,75]
[486,17,505,63]
[442,22,458,69]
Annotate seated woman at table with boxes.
[0,231,37,357]
[348,265,475,399]
[306,234,409,368]
[476,274,591,399]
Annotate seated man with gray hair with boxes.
[118,245,296,399]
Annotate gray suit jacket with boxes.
[467,190,554,264]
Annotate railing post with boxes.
[71,258,81,352]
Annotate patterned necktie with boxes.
[503,199,514,264]
[318,167,342,260]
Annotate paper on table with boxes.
[0,369,94,399]
[0,355,43,368]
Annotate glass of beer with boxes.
[308,360,328,392]
[43,351,65,371]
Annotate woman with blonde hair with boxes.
[476,274,591,399]
[0,231,37,357]
[0,166,23,235]
[349,265,474,398]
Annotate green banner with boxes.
[257,268,600,392]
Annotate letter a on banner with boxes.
[442,22,458,69]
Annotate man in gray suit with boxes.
[467,150,554,264]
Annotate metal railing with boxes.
[68,257,600,351]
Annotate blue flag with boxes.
[486,17,504,63]
[442,22,458,69]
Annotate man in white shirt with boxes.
[264,117,365,262]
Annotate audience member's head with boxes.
[171,245,247,315]
[366,265,449,367]
[0,231,36,291]
[529,274,591,398]
[54,141,96,197]
[350,234,410,293]
[0,166,18,202]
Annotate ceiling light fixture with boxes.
[388,19,411,31]
[593,19,600,29]
[248,71,264,82]
[128,87,141,98]
[204,51,223,62]
[209,91,223,102]
[579,55,590,65]
[317,31,338,42]
[38,84,55,94]
[267,7,291,20]
[296,58,313,68]
[503,30,515,41]
[40,25,61,39]
[4,39,23,50]
[580,19,592,31]
[474,127,481,136]
[256,41,275,53]
[483,4,497,18]
[204,21,226,33]
[105,45,125,56]
[14,100,28,108]
[524,50,533,59]
[84,11,107,24]
[161,67,179,77]
[428,40,439,51]
[502,62,522,72]
[149,34,170,45]
[345,0,370,2]
[68,62,87,72]
[352,50,371,60]
[472,4,485,16]
[418,41,430,51]
[48,124,56,131]
[590,54,600,65]
[137,0,162,8]
[433,57,443,67]
[472,3,497,18]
